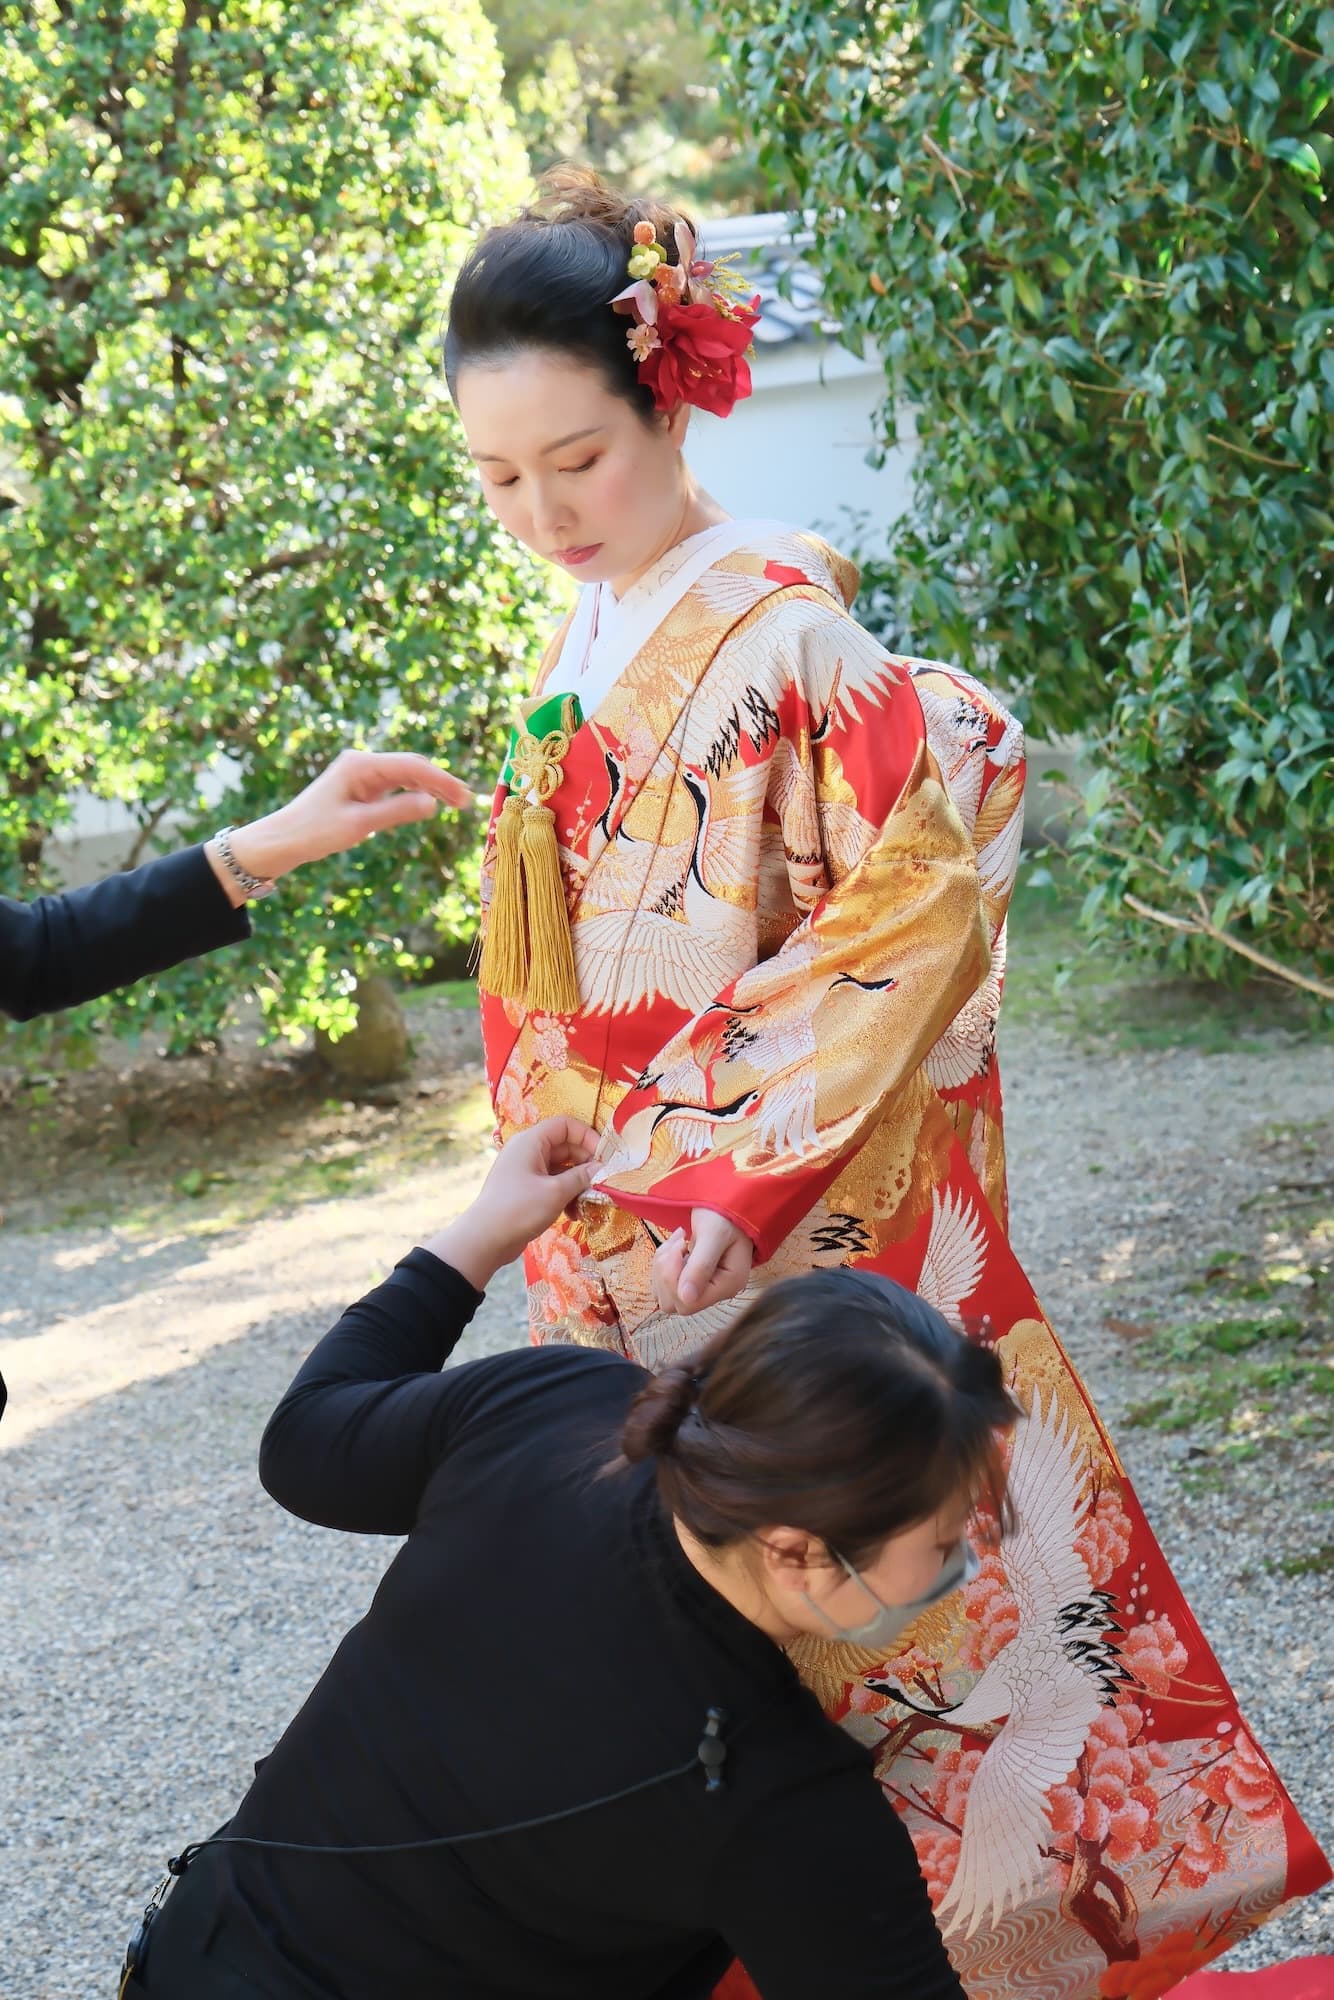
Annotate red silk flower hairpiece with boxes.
[611,219,761,420]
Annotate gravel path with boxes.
[1,1019,1329,1996]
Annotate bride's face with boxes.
[455,349,690,593]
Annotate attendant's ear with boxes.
[754,1526,826,1584]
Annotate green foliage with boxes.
[709,0,1333,990]
[1,0,553,1046]
[486,0,766,211]
[999,855,1330,1050]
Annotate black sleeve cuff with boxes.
[170,844,253,951]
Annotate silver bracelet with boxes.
[213,825,276,901]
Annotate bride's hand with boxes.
[652,1209,754,1318]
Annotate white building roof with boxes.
[701,211,835,347]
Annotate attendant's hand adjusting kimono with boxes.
[479,529,1327,2000]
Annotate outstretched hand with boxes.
[423,1117,601,1293]
[652,1208,755,1318]
[211,750,477,902]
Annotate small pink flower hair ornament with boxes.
[610,218,761,419]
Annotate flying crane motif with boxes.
[915,1185,990,1332]
[868,1391,1131,1940]
[924,942,1004,1093]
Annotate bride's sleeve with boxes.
[596,609,990,1266]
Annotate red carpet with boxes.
[713,1955,1334,1998]
[1171,1961,1334,1998]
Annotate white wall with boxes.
[46,766,241,889]
[686,342,915,549]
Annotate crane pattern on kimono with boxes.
[703,685,783,778]
[915,1186,990,1332]
[575,766,776,1014]
[684,599,900,782]
[598,1085,766,1178]
[574,825,756,1012]
[863,1391,1133,1941]
[829,971,900,995]
[768,736,876,886]
[624,1197,880,1368]
[594,748,624,844]
[805,1210,875,1257]
[692,1009,820,1154]
[680,764,770,893]
[924,945,1003,1092]
[907,672,1002,835]
[912,690,991,827]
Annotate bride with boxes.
[444,167,1327,1998]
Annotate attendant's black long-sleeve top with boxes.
[158,1249,969,2000]
[0,843,249,1024]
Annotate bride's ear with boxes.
[665,401,691,448]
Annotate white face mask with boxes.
[802,1539,980,1652]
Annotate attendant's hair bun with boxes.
[605,1271,1022,1565]
[620,1364,699,1463]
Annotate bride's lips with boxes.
[552,543,603,567]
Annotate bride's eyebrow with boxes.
[471,426,605,464]
[541,426,604,455]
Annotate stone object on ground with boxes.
[315,975,409,1084]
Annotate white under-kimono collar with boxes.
[544,517,789,723]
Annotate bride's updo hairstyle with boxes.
[445,167,701,421]
[618,1272,1020,1568]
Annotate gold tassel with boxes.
[520,802,579,1015]
[478,794,529,1001]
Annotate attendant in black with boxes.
[121,1118,1020,2000]
[1,748,471,1022]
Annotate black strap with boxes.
[169,1747,708,1875]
